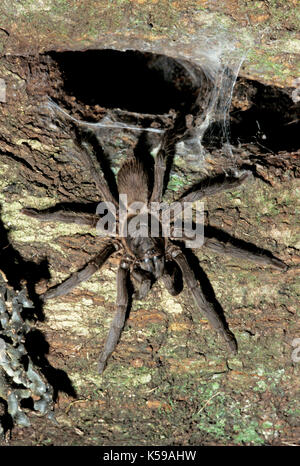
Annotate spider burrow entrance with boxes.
[20,47,299,190]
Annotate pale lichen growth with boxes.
[159,287,184,315]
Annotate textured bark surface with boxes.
[0,0,299,446]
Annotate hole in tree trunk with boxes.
[40,49,204,119]
[3,47,298,200]
[34,49,299,155]
[203,78,299,153]
[22,48,298,157]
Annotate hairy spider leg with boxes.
[72,130,118,207]
[131,267,152,299]
[42,242,116,300]
[22,208,98,227]
[169,244,237,353]
[203,237,287,270]
[162,172,250,224]
[150,148,168,203]
[161,259,182,296]
[98,264,129,374]
[150,114,186,204]
[170,226,287,271]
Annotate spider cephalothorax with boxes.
[22,125,286,373]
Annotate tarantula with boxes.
[22,124,286,374]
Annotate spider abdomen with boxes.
[117,157,150,206]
